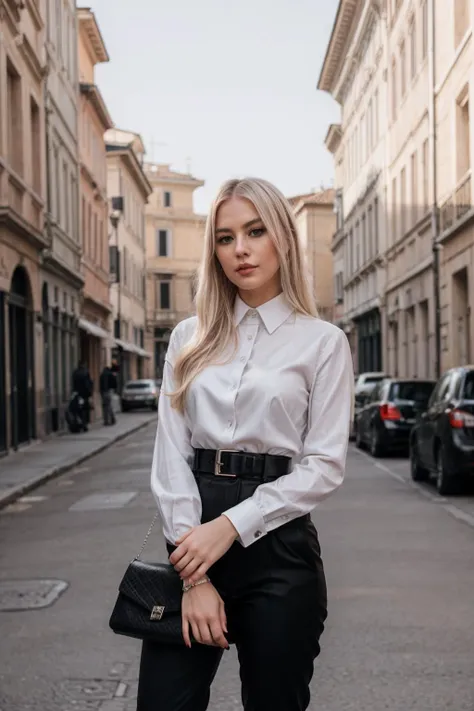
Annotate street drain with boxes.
[0,579,69,611]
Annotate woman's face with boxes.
[214,196,281,304]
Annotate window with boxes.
[157,229,171,257]
[374,197,379,255]
[109,246,119,282]
[456,87,470,181]
[7,59,22,174]
[411,151,418,225]
[392,176,397,242]
[156,277,171,310]
[421,0,428,60]
[368,205,373,259]
[409,18,417,79]
[30,97,40,193]
[400,40,406,97]
[422,138,429,210]
[400,166,407,235]
[391,58,397,120]
[63,162,69,233]
[123,246,128,286]
[454,0,469,48]
[164,191,172,208]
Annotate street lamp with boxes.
[110,200,123,392]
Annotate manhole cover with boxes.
[0,579,69,611]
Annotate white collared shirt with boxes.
[151,293,354,548]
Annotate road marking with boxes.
[442,505,474,528]
[115,682,128,697]
[18,495,47,503]
[69,491,138,511]
[350,445,474,530]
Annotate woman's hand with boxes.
[182,582,229,649]
[170,515,238,584]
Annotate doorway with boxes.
[9,266,35,449]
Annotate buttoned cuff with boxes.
[222,498,267,548]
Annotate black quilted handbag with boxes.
[109,513,185,645]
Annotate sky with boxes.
[90,0,340,214]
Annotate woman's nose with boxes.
[234,236,249,256]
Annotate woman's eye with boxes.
[250,228,265,237]
[217,235,233,245]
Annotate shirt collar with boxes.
[234,293,294,334]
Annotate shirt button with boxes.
[227,421,233,428]
[247,335,252,341]
[240,356,246,362]
[254,530,262,538]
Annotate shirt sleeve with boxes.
[222,327,354,547]
[150,324,202,545]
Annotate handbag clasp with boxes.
[150,605,165,621]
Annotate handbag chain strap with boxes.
[134,511,160,560]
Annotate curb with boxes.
[0,417,156,510]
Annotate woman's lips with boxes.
[237,266,257,276]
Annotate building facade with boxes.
[383,0,436,380]
[320,0,474,379]
[0,0,47,455]
[105,129,152,390]
[77,7,113,416]
[144,163,205,379]
[435,0,474,370]
[290,189,337,322]
[41,0,83,436]
[318,0,388,376]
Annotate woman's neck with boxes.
[238,285,283,309]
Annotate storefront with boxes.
[78,318,112,420]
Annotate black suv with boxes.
[355,378,436,457]
[409,366,474,494]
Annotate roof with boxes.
[317,0,359,95]
[144,162,204,188]
[289,188,336,213]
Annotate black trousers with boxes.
[137,471,328,711]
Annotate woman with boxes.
[138,177,353,711]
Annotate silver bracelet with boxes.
[182,576,210,593]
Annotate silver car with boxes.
[121,379,159,412]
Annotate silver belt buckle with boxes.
[215,449,238,477]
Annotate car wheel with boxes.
[121,401,129,413]
[151,402,158,412]
[370,426,384,457]
[410,438,429,482]
[355,422,363,449]
[436,446,461,495]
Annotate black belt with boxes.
[193,448,290,482]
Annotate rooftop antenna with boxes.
[149,137,168,163]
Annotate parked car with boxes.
[409,366,474,495]
[350,372,387,439]
[355,378,436,456]
[121,379,159,412]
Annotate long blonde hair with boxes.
[170,177,318,412]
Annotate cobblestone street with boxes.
[1,423,474,710]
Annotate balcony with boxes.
[439,171,472,234]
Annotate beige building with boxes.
[435,1,473,370]
[290,189,336,322]
[0,0,47,454]
[320,0,474,379]
[77,7,113,416]
[105,129,152,390]
[318,0,388,375]
[144,163,205,378]
[382,0,436,380]
[40,0,83,435]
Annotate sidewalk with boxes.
[0,411,157,509]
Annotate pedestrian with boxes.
[71,361,93,432]
[99,365,117,426]
[138,177,353,711]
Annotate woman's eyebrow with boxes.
[215,218,262,235]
